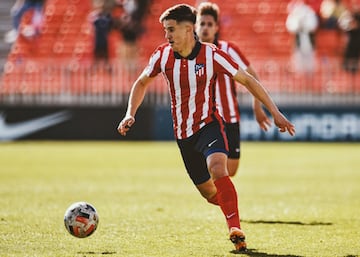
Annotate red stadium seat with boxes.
[2,0,357,95]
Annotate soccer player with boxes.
[117,4,295,252]
[196,2,271,177]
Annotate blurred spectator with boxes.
[91,0,114,63]
[320,0,347,29]
[305,0,323,16]
[286,0,319,74]
[4,0,44,44]
[118,0,150,42]
[338,3,360,74]
[112,0,151,63]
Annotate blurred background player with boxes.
[196,2,271,177]
[118,4,295,252]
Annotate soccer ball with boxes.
[64,202,99,238]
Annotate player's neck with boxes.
[178,38,196,58]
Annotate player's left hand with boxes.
[117,115,135,136]
[273,112,295,136]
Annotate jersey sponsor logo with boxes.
[0,111,71,141]
[195,63,205,77]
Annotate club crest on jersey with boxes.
[195,63,205,77]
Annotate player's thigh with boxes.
[177,139,210,185]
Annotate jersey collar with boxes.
[174,41,201,60]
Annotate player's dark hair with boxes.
[159,4,197,24]
[197,2,220,23]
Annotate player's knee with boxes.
[209,162,222,173]
[207,152,228,179]
[208,161,228,179]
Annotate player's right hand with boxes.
[117,115,135,136]
[254,106,272,132]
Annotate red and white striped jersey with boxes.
[144,41,239,139]
[215,40,250,123]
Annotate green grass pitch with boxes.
[0,141,359,257]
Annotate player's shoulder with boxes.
[219,40,249,60]
[218,40,242,51]
[154,42,172,52]
[201,41,218,51]
[150,43,173,60]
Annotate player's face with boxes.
[163,19,189,52]
[196,15,218,43]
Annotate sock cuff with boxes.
[214,175,233,188]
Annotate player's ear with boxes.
[186,23,195,33]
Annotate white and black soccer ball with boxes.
[64,202,99,238]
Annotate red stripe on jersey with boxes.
[216,40,250,123]
[144,42,239,139]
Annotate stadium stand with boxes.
[0,0,13,68]
[0,0,359,104]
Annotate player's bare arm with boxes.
[117,72,155,136]
[246,65,272,131]
[233,68,295,136]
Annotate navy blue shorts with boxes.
[224,122,241,159]
[176,120,228,185]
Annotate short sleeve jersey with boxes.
[215,40,250,123]
[144,41,239,139]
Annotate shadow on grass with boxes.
[77,251,116,255]
[225,220,331,256]
[230,248,303,257]
[242,220,332,226]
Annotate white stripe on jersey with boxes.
[160,45,171,72]
[215,80,223,117]
[201,45,214,123]
[145,50,160,76]
[224,75,237,123]
[220,41,228,52]
[228,47,248,70]
[160,46,171,89]
[186,58,197,138]
[173,59,182,139]
[214,52,238,77]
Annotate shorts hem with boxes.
[205,148,228,158]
